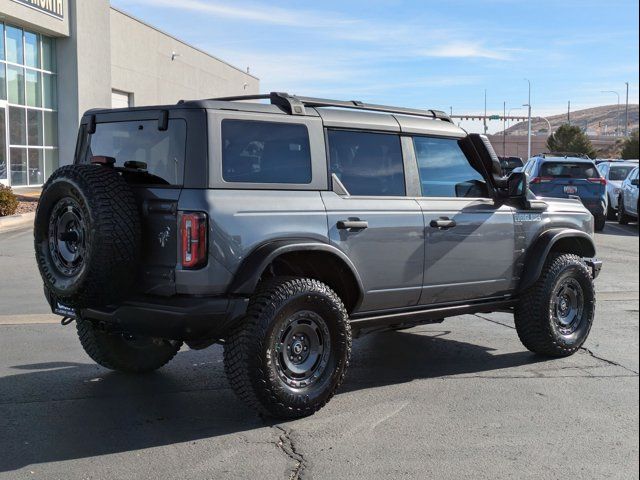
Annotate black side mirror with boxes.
[632,178,639,187]
[507,171,528,199]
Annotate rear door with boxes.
[78,109,205,296]
[410,136,516,304]
[322,128,424,312]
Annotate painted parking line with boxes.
[0,314,60,325]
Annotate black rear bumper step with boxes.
[80,296,249,340]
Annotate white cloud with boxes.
[418,42,512,61]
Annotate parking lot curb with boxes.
[0,212,35,233]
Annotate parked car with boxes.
[597,161,638,219]
[499,156,524,176]
[34,93,601,418]
[617,166,639,226]
[522,154,607,231]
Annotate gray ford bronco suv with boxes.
[34,92,602,419]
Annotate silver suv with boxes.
[34,93,602,418]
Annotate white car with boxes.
[597,161,638,219]
[617,166,639,226]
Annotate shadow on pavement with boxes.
[598,221,639,237]
[0,329,545,473]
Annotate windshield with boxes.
[609,165,636,181]
[539,161,599,179]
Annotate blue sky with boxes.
[112,0,639,132]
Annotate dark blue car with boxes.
[522,155,607,231]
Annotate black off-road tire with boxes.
[224,277,351,419]
[34,165,141,309]
[594,213,606,232]
[617,196,632,225]
[77,318,182,373]
[514,253,595,357]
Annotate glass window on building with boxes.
[1,23,58,187]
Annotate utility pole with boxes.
[624,82,629,136]
[567,101,571,125]
[601,90,620,136]
[503,101,506,157]
[483,89,488,135]
[525,79,532,160]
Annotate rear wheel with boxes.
[514,253,595,357]
[594,213,606,232]
[77,318,182,373]
[224,277,351,418]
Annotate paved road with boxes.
[0,222,638,479]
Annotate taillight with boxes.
[530,177,552,184]
[587,178,607,185]
[180,212,208,269]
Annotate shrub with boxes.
[621,130,639,160]
[0,185,19,217]
[546,124,597,158]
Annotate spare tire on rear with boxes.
[34,164,141,309]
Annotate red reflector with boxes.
[530,177,552,184]
[587,178,607,185]
[180,212,208,269]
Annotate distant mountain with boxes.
[500,104,639,136]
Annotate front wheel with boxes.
[224,277,352,419]
[514,253,595,357]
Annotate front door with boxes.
[410,135,516,305]
[0,101,8,186]
[323,129,424,313]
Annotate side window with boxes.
[413,136,488,198]
[222,119,311,184]
[328,130,405,196]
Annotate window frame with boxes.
[208,110,327,190]
[409,134,492,200]
[326,127,409,198]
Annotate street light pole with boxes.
[601,90,620,136]
[624,82,629,136]
[525,79,532,160]
[483,89,488,135]
[503,101,506,157]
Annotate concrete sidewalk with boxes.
[0,212,35,233]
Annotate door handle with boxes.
[337,220,368,230]
[429,217,457,230]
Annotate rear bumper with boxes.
[584,258,603,280]
[73,295,249,340]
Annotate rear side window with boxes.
[328,130,405,196]
[539,162,599,179]
[87,119,187,185]
[221,120,311,184]
[413,136,488,198]
[609,165,636,181]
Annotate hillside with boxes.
[500,104,639,136]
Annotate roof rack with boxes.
[536,152,592,159]
[209,91,453,122]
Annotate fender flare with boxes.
[227,239,365,305]
[518,228,596,292]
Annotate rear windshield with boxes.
[501,158,523,169]
[609,165,636,181]
[539,161,599,179]
[85,119,187,185]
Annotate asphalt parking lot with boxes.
[0,222,638,480]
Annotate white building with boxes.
[0,0,259,187]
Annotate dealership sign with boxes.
[11,0,64,19]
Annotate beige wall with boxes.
[109,8,259,106]
[487,135,619,159]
